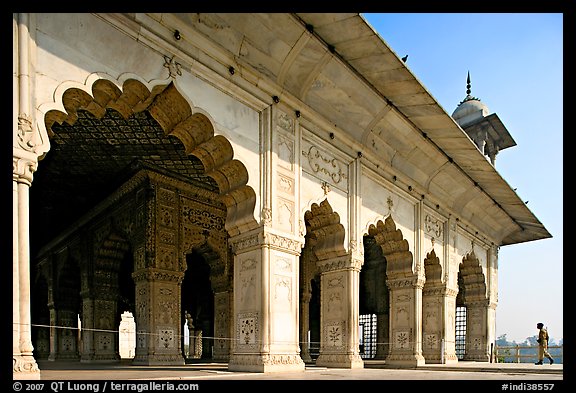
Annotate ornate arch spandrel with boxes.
[41,75,258,238]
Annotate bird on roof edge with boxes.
[401,55,408,63]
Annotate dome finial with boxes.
[458,71,480,105]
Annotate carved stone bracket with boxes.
[13,153,38,185]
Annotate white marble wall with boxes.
[17,13,501,374]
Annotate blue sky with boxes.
[362,13,563,343]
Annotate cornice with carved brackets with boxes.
[317,255,363,273]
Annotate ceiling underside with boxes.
[162,12,549,245]
[30,109,219,256]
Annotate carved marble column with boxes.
[13,12,44,379]
[79,295,95,361]
[299,288,313,363]
[371,216,425,367]
[212,290,232,361]
[386,276,426,366]
[33,315,50,360]
[375,312,390,359]
[315,255,364,368]
[132,269,185,365]
[13,152,40,378]
[464,301,492,361]
[48,308,80,361]
[460,251,491,361]
[80,294,120,363]
[421,249,459,364]
[228,228,306,372]
[422,286,459,364]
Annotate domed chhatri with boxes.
[451,72,516,166]
[452,71,489,127]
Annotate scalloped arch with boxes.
[304,199,347,261]
[459,251,488,302]
[424,249,443,284]
[41,74,257,236]
[367,216,414,278]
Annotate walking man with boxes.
[535,322,554,365]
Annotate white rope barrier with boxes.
[18,322,463,346]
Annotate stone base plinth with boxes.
[464,354,490,362]
[301,353,313,363]
[228,354,305,372]
[13,356,40,380]
[315,353,364,369]
[423,354,459,364]
[132,354,185,366]
[385,353,426,367]
[80,354,121,363]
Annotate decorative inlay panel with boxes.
[424,214,443,240]
[158,187,177,204]
[471,337,482,350]
[181,201,225,231]
[274,257,292,274]
[324,321,344,348]
[237,312,259,349]
[277,198,294,232]
[277,111,294,134]
[157,286,177,325]
[394,330,411,349]
[157,245,177,270]
[274,276,291,304]
[277,135,294,170]
[469,309,482,334]
[97,333,112,350]
[158,205,175,228]
[301,143,348,189]
[327,291,343,317]
[423,310,438,331]
[278,174,294,195]
[241,258,257,271]
[327,275,344,289]
[158,328,175,349]
[424,334,438,349]
[158,229,175,245]
[239,258,257,306]
[395,305,410,326]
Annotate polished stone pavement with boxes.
[26,359,563,382]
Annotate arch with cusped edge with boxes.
[371,216,425,367]
[303,199,364,369]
